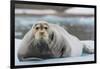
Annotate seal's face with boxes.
[33,21,49,41]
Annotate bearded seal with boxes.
[17,20,94,61]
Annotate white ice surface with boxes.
[65,7,94,15]
[15,39,94,65]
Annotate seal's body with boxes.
[17,21,94,61]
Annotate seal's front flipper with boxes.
[82,42,94,54]
[18,56,43,61]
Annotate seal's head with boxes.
[32,21,50,42]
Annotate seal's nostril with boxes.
[40,32,44,35]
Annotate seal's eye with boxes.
[36,27,39,30]
[44,27,48,30]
